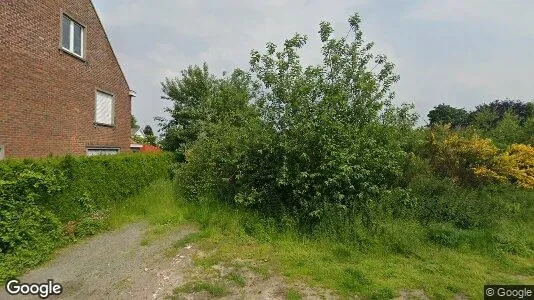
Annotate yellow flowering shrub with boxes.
[494,144,534,189]
[428,127,499,184]
[472,166,506,183]
[426,126,534,188]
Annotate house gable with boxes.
[59,0,130,90]
[0,0,132,158]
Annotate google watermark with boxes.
[4,279,63,299]
[485,285,533,299]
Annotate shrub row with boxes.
[0,152,172,281]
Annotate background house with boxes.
[0,0,134,159]
[131,128,146,141]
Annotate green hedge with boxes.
[0,152,172,281]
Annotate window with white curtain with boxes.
[61,14,84,58]
[95,91,114,125]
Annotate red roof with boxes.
[140,144,162,153]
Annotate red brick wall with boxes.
[0,0,131,158]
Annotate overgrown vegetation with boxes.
[172,281,229,298]
[428,100,534,148]
[155,12,534,297]
[109,180,533,298]
[159,12,533,229]
[162,14,422,229]
[0,153,171,282]
[3,11,532,299]
[425,127,534,189]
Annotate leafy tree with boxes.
[472,100,534,126]
[157,64,215,151]
[486,111,524,148]
[175,13,414,228]
[145,136,157,146]
[158,64,257,152]
[427,101,534,145]
[523,117,534,145]
[131,115,140,130]
[468,106,533,147]
[142,125,157,146]
[470,107,500,132]
[143,125,154,136]
[381,102,422,154]
[427,104,469,128]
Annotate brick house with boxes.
[0,0,134,159]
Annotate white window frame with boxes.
[61,14,85,59]
[94,90,115,126]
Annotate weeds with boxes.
[225,272,246,287]
[6,178,530,298]
[286,289,302,300]
[172,281,228,298]
[146,180,533,299]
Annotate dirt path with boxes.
[1,223,197,300]
[0,223,339,300]
[0,223,437,300]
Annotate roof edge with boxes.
[89,0,131,91]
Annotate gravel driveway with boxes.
[0,223,196,300]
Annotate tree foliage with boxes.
[160,13,532,235]
[158,64,256,152]
[428,100,534,147]
[472,100,534,126]
[131,115,139,130]
[427,104,469,128]
[425,125,534,189]
[143,125,154,136]
[169,13,418,227]
[143,125,157,146]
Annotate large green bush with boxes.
[170,14,418,228]
[0,152,171,281]
[162,13,533,240]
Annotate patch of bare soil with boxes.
[171,257,339,300]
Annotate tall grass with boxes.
[107,180,186,228]
[109,180,534,299]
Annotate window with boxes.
[95,91,114,126]
[61,14,84,58]
[87,148,119,156]
[0,145,4,160]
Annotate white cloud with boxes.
[408,0,534,37]
[101,0,370,69]
[94,0,370,129]
[93,0,534,129]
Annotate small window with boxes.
[61,14,84,57]
[95,91,114,126]
[0,145,4,160]
[87,148,120,156]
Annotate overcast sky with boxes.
[92,0,534,132]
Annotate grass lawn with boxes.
[108,180,534,299]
